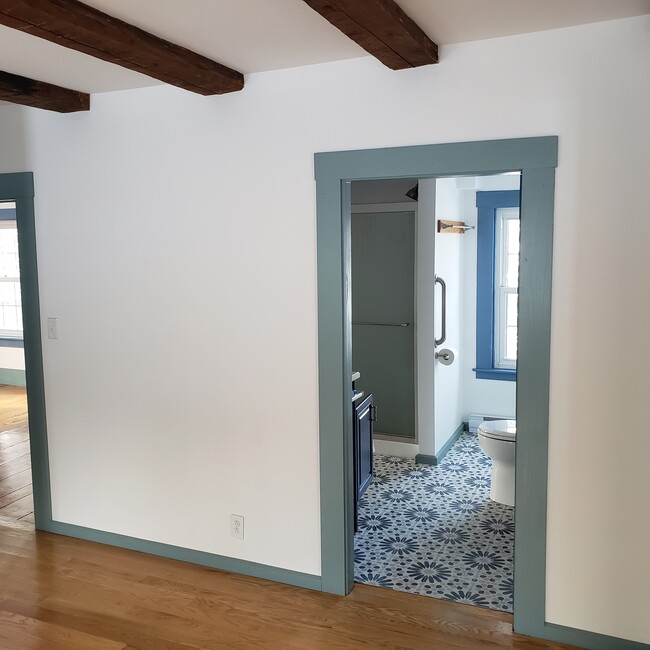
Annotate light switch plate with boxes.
[47,317,58,340]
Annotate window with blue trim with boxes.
[475,190,520,381]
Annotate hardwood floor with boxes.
[0,385,32,524]
[0,385,579,648]
[0,523,579,650]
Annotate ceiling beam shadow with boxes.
[303,0,438,69]
[0,70,89,112]
[0,0,244,95]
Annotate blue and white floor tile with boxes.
[354,431,515,612]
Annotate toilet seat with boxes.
[477,419,516,442]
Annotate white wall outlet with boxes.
[47,317,59,340]
[231,514,244,540]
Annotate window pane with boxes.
[507,219,520,254]
[506,292,518,326]
[0,281,22,335]
[3,306,18,331]
[0,229,19,278]
[0,282,12,304]
[0,219,22,336]
[505,219,519,288]
[503,292,518,362]
[505,326,518,360]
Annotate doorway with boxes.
[0,173,50,531]
[315,136,557,638]
[350,173,520,612]
[0,201,32,525]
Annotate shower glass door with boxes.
[351,211,415,439]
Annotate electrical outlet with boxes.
[231,514,244,540]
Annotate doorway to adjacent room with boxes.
[315,136,557,638]
[0,201,32,526]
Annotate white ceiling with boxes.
[0,0,648,94]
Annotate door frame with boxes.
[0,172,51,528]
[314,137,557,638]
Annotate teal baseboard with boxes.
[43,520,322,592]
[0,368,26,386]
[519,622,649,650]
[415,424,465,466]
[436,423,465,463]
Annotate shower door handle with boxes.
[435,275,446,347]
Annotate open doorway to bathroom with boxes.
[0,201,33,527]
[351,173,520,613]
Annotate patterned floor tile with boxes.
[354,431,515,613]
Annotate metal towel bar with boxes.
[434,275,446,347]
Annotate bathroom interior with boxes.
[351,172,520,612]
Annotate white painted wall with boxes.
[433,178,463,453]
[0,15,648,643]
[0,107,29,173]
[0,347,25,370]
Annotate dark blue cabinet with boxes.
[354,393,374,531]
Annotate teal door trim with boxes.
[317,137,645,647]
[315,137,564,639]
[0,172,52,528]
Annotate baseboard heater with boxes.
[468,413,514,434]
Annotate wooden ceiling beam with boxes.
[303,0,438,69]
[0,0,244,96]
[0,70,89,112]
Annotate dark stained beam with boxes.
[0,0,244,95]
[0,70,89,112]
[303,0,438,69]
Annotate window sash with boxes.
[496,287,517,368]
[494,208,519,369]
[0,219,22,338]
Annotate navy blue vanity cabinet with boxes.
[354,393,374,531]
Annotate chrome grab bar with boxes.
[434,275,446,347]
[352,321,410,327]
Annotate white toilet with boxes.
[477,420,516,507]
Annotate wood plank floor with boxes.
[0,385,33,524]
[0,523,579,650]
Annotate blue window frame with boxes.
[475,190,520,381]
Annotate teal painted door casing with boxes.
[315,137,579,645]
[352,212,415,438]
